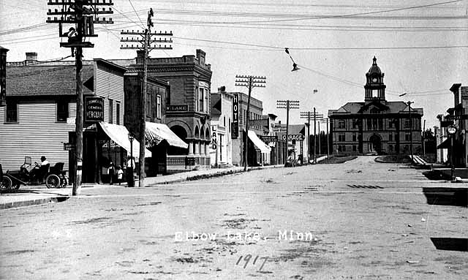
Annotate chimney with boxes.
[196,49,206,65]
[218,86,226,93]
[25,52,37,65]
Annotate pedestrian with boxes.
[126,156,136,187]
[108,161,115,185]
[116,165,124,185]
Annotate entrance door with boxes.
[369,134,382,154]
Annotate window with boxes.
[156,95,162,119]
[116,102,121,125]
[109,99,113,124]
[372,89,378,98]
[389,145,393,152]
[219,135,223,161]
[352,119,359,129]
[353,145,357,151]
[199,88,204,112]
[338,120,345,129]
[57,101,68,122]
[404,119,410,129]
[352,134,356,142]
[6,100,18,123]
[389,133,393,141]
[338,134,345,142]
[405,133,411,141]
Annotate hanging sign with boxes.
[232,93,239,139]
[84,96,104,123]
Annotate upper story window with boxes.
[109,99,114,124]
[116,102,121,125]
[57,101,69,122]
[404,119,410,129]
[6,100,18,123]
[198,82,209,114]
[156,95,162,119]
[338,119,345,129]
[198,88,204,112]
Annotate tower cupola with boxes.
[364,56,386,102]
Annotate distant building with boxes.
[329,57,423,155]
[210,86,234,166]
[437,84,468,167]
[229,91,270,166]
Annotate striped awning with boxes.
[98,122,152,158]
[145,122,188,149]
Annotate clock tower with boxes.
[364,56,386,102]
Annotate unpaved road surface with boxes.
[1,157,467,279]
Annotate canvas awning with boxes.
[145,122,188,149]
[437,139,450,149]
[248,131,271,154]
[98,122,152,158]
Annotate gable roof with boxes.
[7,65,94,96]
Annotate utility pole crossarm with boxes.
[234,75,266,171]
[277,99,300,167]
[46,0,114,196]
[120,8,173,187]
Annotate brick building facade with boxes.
[329,57,423,155]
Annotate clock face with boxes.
[372,78,378,83]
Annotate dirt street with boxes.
[1,157,467,279]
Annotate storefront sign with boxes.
[232,93,239,139]
[84,96,104,123]
[167,105,188,112]
[281,134,304,141]
[259,135,278,142]
[63,143,75,150]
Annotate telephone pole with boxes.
[277,100,300,166]
[235,75,266,171]
[300,109,323,163]
[121,9,173,187]
[407,101,414,159]
[47,0,114,196]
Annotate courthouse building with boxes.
[329,57,423,155]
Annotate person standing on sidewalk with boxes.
[126,157,136,187]
[108,161,115,185]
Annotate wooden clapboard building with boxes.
[329,57,423,155]
[0,53,131,183]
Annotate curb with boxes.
[0,196,70,210]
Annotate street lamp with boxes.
[447,125,457,182]
[128,133,135,187]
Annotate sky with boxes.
[1,0,467,131]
